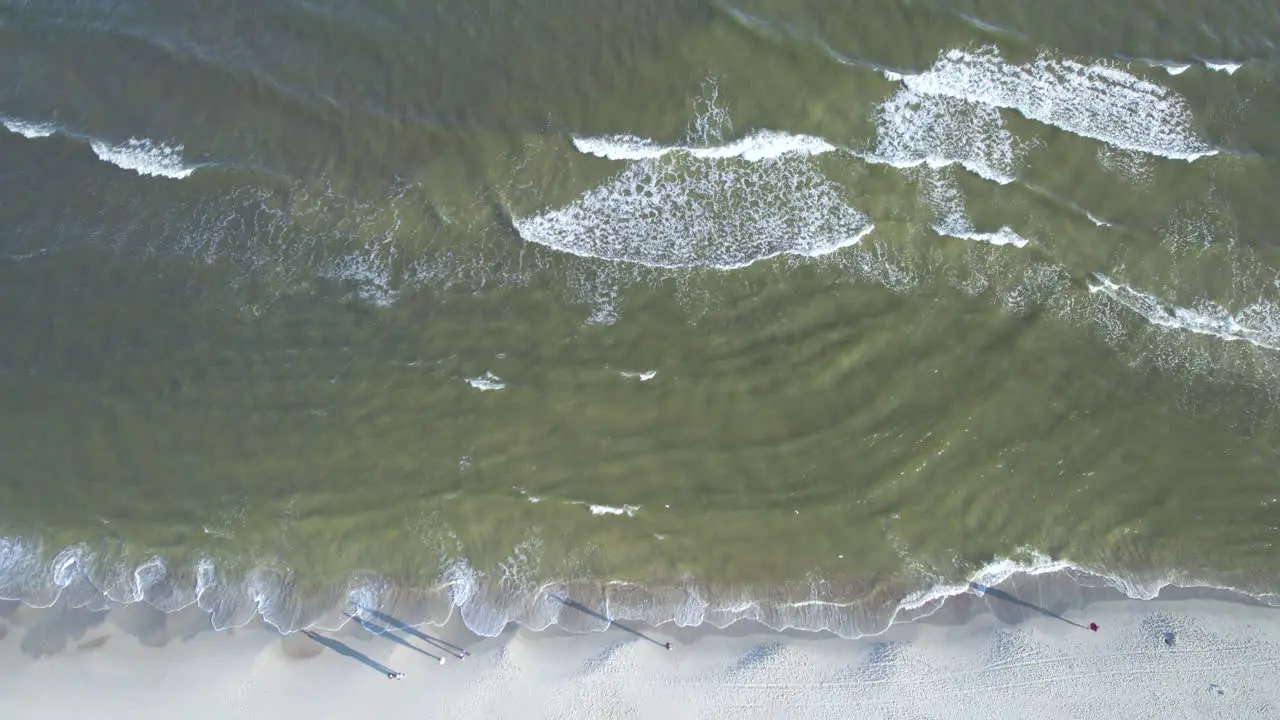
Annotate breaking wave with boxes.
[89,138,195,180]
[571,130,837,162]
[868,89,1020,185]
[1,116,56,139]
[2,113,198,180]
[1088,274,1280,352]
[897,46,1217,161]
[920,167,1029,247]
[513,134,873,270]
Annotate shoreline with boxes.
[4,533,1279,640]
[1,584,1277,718]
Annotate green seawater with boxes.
[1,0,1279,633]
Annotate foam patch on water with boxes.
[587,504,641,517]
[466,372,506,391]
[1204,61,1242,75]
[869,89,1019,184]
[2,119,197,178]
[89,138,195,179]
[325,249,399,307]
[513,149,873,269]
[1096,145,1155,187]
[571,130,837,162]
[942,226,1028,247]
[619,370,658,381]
[1,116,56,139]
[899,46,1216,161]
[515,79,875,271]
[920,168,1028,247]
[1085,211,1112,228]
[1088,274,1280,351]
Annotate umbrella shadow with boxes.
[970,583,1090,630]
[302,630,401,677]
[343,612,445,663]
[352,605,469,659]
[547,593,670,649]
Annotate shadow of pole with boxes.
[970,583,1093,631]
[342,612,445,664]
[302,630,403,678]
[352,605,470,659]
[547,593,671,649]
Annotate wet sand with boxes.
[0,593,1276,719]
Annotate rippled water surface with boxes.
[2,0,1279,636]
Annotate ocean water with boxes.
[2,0,1280,638]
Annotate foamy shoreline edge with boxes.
[1,587,1277,719]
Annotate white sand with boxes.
[0,597,1277,719]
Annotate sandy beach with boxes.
[1,591,1276,719]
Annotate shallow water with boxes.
[1,0,1279,636]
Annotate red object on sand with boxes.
[1089,622,1099,632]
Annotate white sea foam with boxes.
[513,487,543,503]
[890,548,1079,620]
[520,84,876,271]
[869,88,1019,184]
[0,531,1276,640]
[514,148,873,269]
[1163,64,1191,76]
[443,557,478,608]
[921,168,1029,247]
[1085,211,1112,228]
[109,556,168,604]
[325,249,398,307]
[51,545,86,588]
[619,370,658,381]
[0,536,42,602]
[1,116,56,138]
[1088,274,1280,351]
[346,581,385,616]
[572,130,837,162]
[1096,145,1155,186]
[1204,61,1243,75]
[90,137,195,179]
[465,371,506,391]
[899,46,1216,160]
[587,504,641,517]
[941,226,1029,247]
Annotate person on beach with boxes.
[1089,623,1099,632]
[387,671,405,680]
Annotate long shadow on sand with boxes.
[352,606,469,659]
[970,583,1091,630]
[302,630,401,677]
[19,604,109,658]
[343,612,444,663]
[547,593,671,649]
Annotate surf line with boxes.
[970,583,1099,632]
